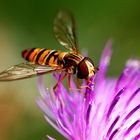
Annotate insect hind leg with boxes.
[53,71,67,93]
[53,71,67,110]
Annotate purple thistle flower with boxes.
[37,41,140,140]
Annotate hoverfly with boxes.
[0,10,98,89]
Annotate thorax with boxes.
[62,52,84,73]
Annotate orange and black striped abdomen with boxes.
[22,48,63,66]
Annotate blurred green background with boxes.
[0,0,140,140]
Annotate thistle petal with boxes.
[37,42,140,140]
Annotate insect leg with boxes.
[86,78,94,86]
[68,76,82,91]
[68,71,81,91]
[76,76,81,89]
[68,73,72,89]
[53,71,67,111]
[53,71,67,93]
[77,77,93,90]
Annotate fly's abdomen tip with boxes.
[22,50,28,58]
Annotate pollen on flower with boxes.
[37,41,140,140]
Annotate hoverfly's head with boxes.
[76,57,98,79]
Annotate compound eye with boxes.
[77,60,89,79]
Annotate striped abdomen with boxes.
[22,48,65,67]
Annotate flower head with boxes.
[37,41,140,140]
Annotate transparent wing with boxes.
[0,63,62,81]
[53,10,79,53]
